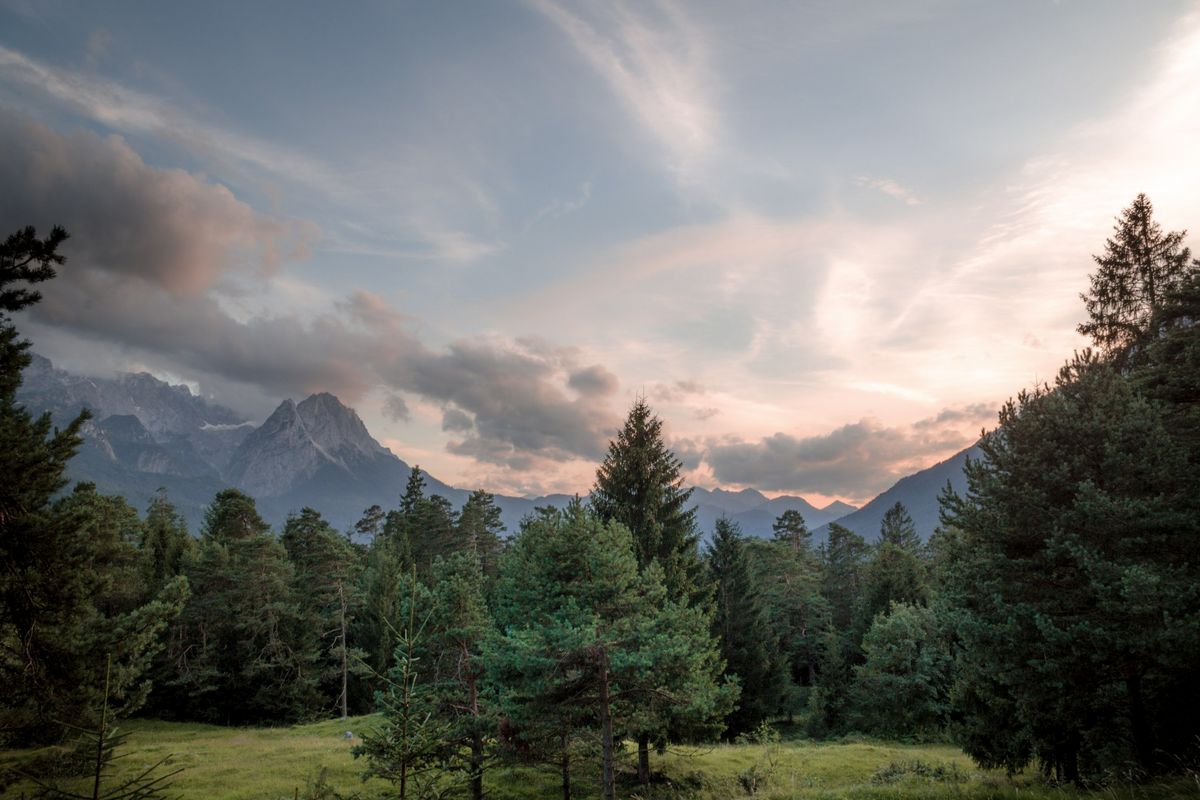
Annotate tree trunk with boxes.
[1126,671,1154,773]
[597,648,615,800]
[560,730,571,800]
[339,581,349,719]
[469,667,484,800]
[637,733,651,786]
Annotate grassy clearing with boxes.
[3,717,1197,799]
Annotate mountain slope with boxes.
[814,444,982,544]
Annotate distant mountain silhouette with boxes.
[814,444,983,544]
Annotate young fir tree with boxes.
[707,518,777,738]
[942,353,1200,780]
[0,226,184,744]
[1078,193,1193,360]
[355,572,449,800]
[281,508,364,718]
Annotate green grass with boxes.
[3,717,1197,799]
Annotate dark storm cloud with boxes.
[4,111,620,468]
[704,406,986,497]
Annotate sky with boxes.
[2,0,1199,504]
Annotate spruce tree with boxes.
[707,518,777,738]
[591,399,700,601]
[1078,193,1194,359]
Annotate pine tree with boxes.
[139,489,193,594]
[455,489,505,579]
[707,519,778,738]
[0,226,183,743]
[745,537,827,719]
[1078,193,1194,359]
[850,602,951,737]
[281,508,364,718]
[169,490,318,723]
[591,399,715,783]
[355,572,449,800]
[770,509,811,553]
[818,523,867,634]
[941,353,1200,779]
[489,505,733,800]
[425,551,494,800]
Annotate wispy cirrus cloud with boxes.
[0,45,501,264]
[529,0,718,184]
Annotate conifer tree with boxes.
[0,226,183,743]
[139,489,193,593]
[707,518,777,738]
[591,399,701,601]
[281,508,364,718]
[591,400,716,782]
[771,509,811,553]
[878,502,920,553]
[942,353,1200,779]
[169,490,318,723]
[425,551,494,800]
[1078,193,1193,359]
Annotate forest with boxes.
[1,193,1198,799]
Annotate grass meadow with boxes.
[3,715,1198,799]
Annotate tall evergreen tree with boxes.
[1078,193,1194,359]
[590,399,716,783]
[942,353,1200,780]
[455,489,505,579]
[771,509,811,553]
[591,399,701,601]
[139,489,194,594]
[707,519,777,738]
[878,502,920,553]
[818,523,867,634]
[489,505,733,800]
[168,490,318,723]
[0,226,183,743]
[281,508,364,718]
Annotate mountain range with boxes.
[16,355,979,543]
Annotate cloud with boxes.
[442,408,474,432]
[854,175,923,206]
[530,0,717,182]
[0,110,315,294]
[0,46,501,264]
[568,364,619,396]
[383,394,411,422]
[704,404,989,499]
[3,111,620,470]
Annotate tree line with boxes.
[1,192,1198,796]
